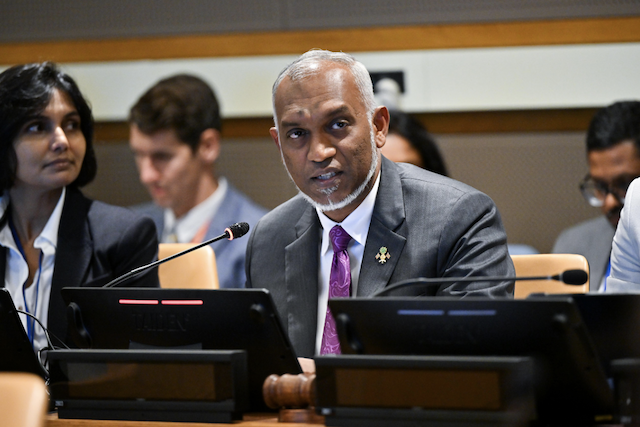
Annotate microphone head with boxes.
[226,222,250,240]
[559,269,588,285]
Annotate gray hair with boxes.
[272,49,376,126]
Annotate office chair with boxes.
[158,243,219,289]
[511,253,590,299]
[0,372,48,427]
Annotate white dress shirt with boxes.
[162,177,228,243]
[609,177,640,292]
[0,188,66,352]
[314,173,381,354]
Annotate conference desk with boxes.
[46,413,322,427]
[44,412,626,427]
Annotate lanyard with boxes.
[8,216,43,347]
[602,258,612,292]
[190,220,210,244]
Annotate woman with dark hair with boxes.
[0,62,159,353]
[382,109,449,177]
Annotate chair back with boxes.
[511,253,589,299]
[158,243,219,289]
[0,372,48,427]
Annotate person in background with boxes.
[246,49,514,361]
[608,177,640,291]
[553,101,640,291]
[381,109,448,176]
[382,109,537,256]
[129,74,267,289]
[0,62,159,352]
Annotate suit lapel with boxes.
[358,158,407,296]
[48,189,94,340]
[285,206,320,357]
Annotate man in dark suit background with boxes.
[553,101,640,291]
[245,49,514,361]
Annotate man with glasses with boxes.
[553,101,640,291]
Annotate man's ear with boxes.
[270,127,281,150]
[372,106,390,149]
[198,128,221,164]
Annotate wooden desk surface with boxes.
[46,412,321,427]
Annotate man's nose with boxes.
[138,157,159,184]
[602,191,622,214]
[307,134,336,163]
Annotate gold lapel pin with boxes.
[375,246,390,264]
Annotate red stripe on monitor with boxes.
[161,300,204,305]
[118,299,159,305]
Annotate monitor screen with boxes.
[61,287,301,411]
[0,289,48,378]
[328,296,614,424]
[555,293,640,375]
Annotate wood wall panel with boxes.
[94,108,599,142]
[1,17,639,65]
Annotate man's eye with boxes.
[287,129,306,139]
[152,153,173,163]
[614,178,636,193]
[331,121,348,130]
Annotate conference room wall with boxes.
[2,1,633,254]
[82,131,593,254]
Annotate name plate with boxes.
[315,355,535,427]
[48,349,248,423]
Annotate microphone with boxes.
[103,222,250,288]
[372,269,588,297]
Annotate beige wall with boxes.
[438,132,597,253]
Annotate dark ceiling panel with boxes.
[282,0,640,29]
[0,0,283,42]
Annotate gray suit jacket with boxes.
[552,215,614,291]
[246,157,515,357]
[0,187,159,346]
[133,182,267,289]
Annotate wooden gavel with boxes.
[263,373,324,424]
[263,372,316,409]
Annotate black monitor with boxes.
[328,297,614,424]
[61,287,301,411]
[0,289,48,378]
[555,293,640,375]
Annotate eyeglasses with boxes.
[579,174,634,207]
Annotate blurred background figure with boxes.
[0,62,159,353]
[553,100,640,291]
[382,109,448,176]
[129,74,267,289]
[381,109,537,256]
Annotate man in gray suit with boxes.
[553,101,640,291]
[245,50,514,359]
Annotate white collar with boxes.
[0,187,66,251]
[317,172,381,256]
[163,177,228,243]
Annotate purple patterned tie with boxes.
[320,225,352,355]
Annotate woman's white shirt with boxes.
[0,187,66,351]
